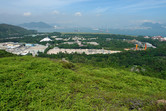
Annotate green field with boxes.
[0,55,166,110]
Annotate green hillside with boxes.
[0,24,37,38]
[0,55,166,110]
[0,50,16,58]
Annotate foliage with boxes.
[0,56,166,110]
[59,33,136,50]
[0,35,46,44]
[38,46,166,80]
[0,50,16,58]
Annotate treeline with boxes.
[0,35,46,44]
[0,32,62,45]
[60,33,161,50]
[38,46,166,79]
[62,33,136,40]
[0,50,16,57]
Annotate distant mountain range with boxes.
[19,22,53,29]
[49,22,166,36]
[141,22,166,29]
[0,24,37,38]
[1,21,164,36]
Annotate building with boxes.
[25,44,35,47]
[47,47,121,55]
[146,43,156,48]
[85,42,99,46]
[152,36,163,41]
[144,36,150,39]
[40,37,52,42]
[63,42,76,45]
[51,36,57,38]
[55,38,63,40]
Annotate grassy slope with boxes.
[0,56,166,111]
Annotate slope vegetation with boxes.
[0,24,36,38]
[0,56,166,110]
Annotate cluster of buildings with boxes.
[130,39,156,48]
[40,36,99,47]
[144,36,166,41]
[125,39,156,50]
[47,47,121,55]
[0,35,101,56]
[0,42,47,56]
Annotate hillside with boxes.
[0,24,37,38]
[0,54,166,110]
[0,50,16,58]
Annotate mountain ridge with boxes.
[0,24,37,38]
[19,22,53,29]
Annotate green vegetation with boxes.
[59,33,136,50]
[0,24,37,38]
[0,32,61,45]
[0,32,166,110]
[0,50,16,58]
[0,55,166,110]
[38,46,166,80]
[0,35,46,44]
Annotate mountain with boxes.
[0,24,37,38]
[19,22,53,29]
[141,22,165,29]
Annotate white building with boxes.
[40,37,52,42]
[51,36,57,38]
[47,47,121,55]
[86,42,99,46]
[55,38,63,40]
[144,36,150,39]
[63,42,76,45]
[146,43,156,48]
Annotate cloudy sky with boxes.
[0,0,166,28]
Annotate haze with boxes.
[0,0,166,29]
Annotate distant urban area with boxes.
[1,33,165,56]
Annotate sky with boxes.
[0,0,166,28]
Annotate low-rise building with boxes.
[55,38,63,40]
[85,42,99,46]
[25,44,35,47]
[144,36,150,39]
[51,36,57,38]
[47,47,121,55]
[146,43,156,48]
[63,42,76,45]
[40,37,52,42]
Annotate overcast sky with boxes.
[0,0,166,28]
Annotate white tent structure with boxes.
[40,37,52,42]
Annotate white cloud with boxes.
[74,12,82,16]
[53,10,60,15]
[23,12,31,16]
